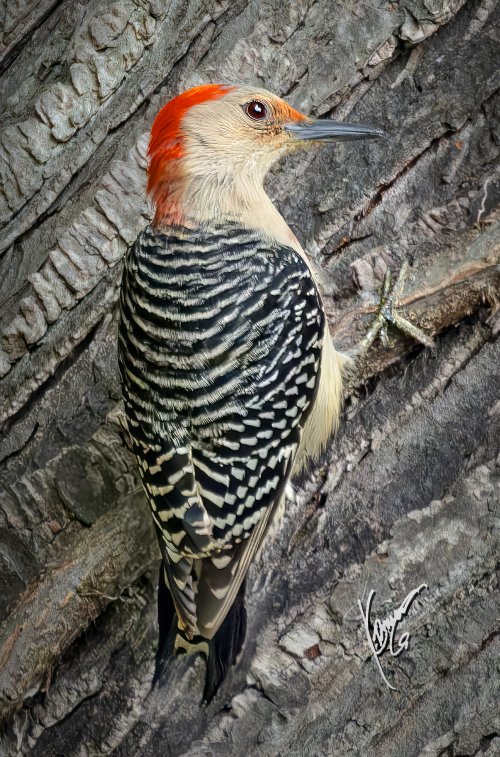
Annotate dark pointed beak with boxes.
[285,119,385,142]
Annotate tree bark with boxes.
[0,1,498,754]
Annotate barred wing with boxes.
[118,225,326,638]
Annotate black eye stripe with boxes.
[245,100,268,121]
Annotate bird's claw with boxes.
[354,261,434,358]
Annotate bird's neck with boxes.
[153,168,302,255]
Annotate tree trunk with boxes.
[0,1,499,754]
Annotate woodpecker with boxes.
[118,84,383,701]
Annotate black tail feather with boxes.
[202,579,247,704]
[152,562,177,688]
[152,561,247,704]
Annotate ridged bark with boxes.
[0,1,498,754]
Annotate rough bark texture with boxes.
[0,1,499,755]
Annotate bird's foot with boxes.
[106,402,133,449]
[351,261,434,359]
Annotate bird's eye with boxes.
[245,101,268,121]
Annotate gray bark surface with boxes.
[0,1,499,755]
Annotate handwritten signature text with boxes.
[358,583,427,690]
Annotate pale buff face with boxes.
[179,86,310,186]
[159,86,312,246]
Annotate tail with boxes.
[202,579,247,704]
[153,564,247,704]
[152,562,177,687]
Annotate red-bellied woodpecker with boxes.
[118,84,384,702]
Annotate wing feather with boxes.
[119,227,330,642]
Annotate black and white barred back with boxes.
[118,222,325,643]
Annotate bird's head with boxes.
[148,84,383,234]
